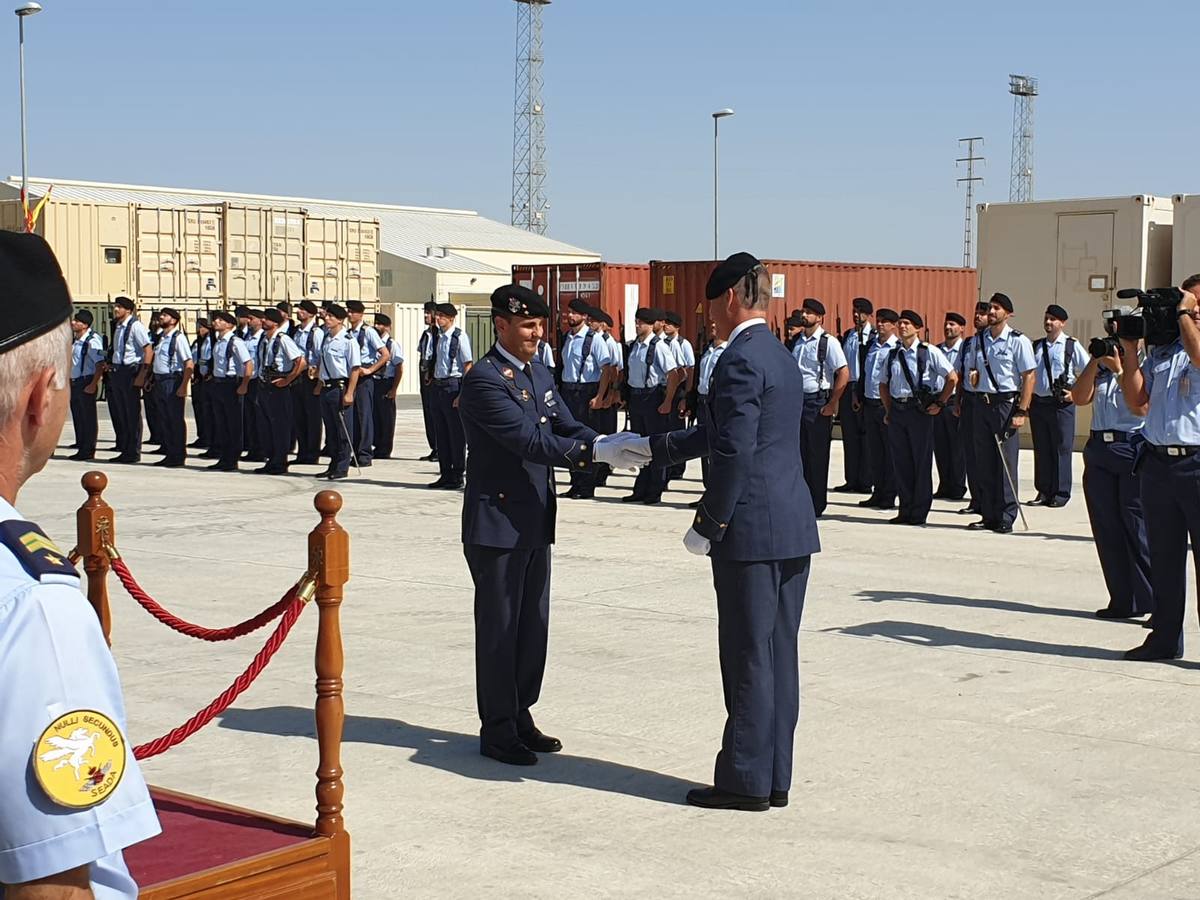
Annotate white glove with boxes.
[683,527,711,556]
[593,433,652,470]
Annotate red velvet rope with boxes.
[132,597,306,760]
[110,556,295,641]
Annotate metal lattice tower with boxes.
[956,137,984,267]
[1008,74,1037,202]
[511,0,550,234]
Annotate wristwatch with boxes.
[1178,308,1192,318]
[1012,407,1028,416]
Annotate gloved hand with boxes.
[999,423,1018,441]
[593,433,652,470]
[682,527,711,556]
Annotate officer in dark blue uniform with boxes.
[458,284,648,765]
[645,253,820,812]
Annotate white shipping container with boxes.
[1171,194,1200,284]
[382,302,428,396]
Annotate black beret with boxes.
[899,309,923,327]
[635,307,657,324]
[159,306,181,321]
[1045,304,1068,321]
[263,308,285,325]
[704,252,762,301]
[320,301,333,310]
[990,292,1014,313]
[785,310,804,326]
[276,301,291,313]
[974,300,991,312]
[664,310,682,326]
[423,300,438,313]
[299,300,318,315]
[246,308,264,319]
[852,297,873,314]
[114,295,136,311]
[945,312,966,326]
[374,313,391,326]
[325,303,348,320]
[73,309,94,326]
[345,300,365,313]
[595,310,613,327]
[234,305,251,317]
[877,308,900,324]
[568,298,591,314]
[490,284,549,318]
[0,233,73,355]
[435,302,458,318]
[196,317,209,328]
[212,310,236,325]
[802,297,825,316]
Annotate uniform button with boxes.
[580,443,586,450]
[540,416,547,423]
[577,462,585,468]
[498,493,506,500]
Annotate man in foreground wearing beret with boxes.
[792,297,849,517]
[416,300,440,462]
[879,310,958,525]
[68,310,105,461]
[458,284,651,765]
[1029,304,1089,507]
[293,300,325,465]
[429,303,473,489]
[106,294,151,464]
[836,297,875,494]
[645,253,819,810]
[148,307,193,468]
[934,312,968,501]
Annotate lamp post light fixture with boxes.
[712,108,734,259]
[16,1,43,228]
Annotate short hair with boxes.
[1183,274,1200,293]
[0,320,71,430]
[734,266,771,311]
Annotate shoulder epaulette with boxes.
[0,521,78,580]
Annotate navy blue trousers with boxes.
[1139,450,1200,653]
[1083,436,1152,616]
[710,556,810,797]
[864,400,894,504]
[258,383,294,471]
[629,387,668,500]
[319,386,354,477]
[1031,397,1076,502]
[961,393,981,507]
[109,365,143,459]
[839,391,870,490]
[69,378,98,457]
[971,396,1020,527]
[419,380,436,452]
[210,380,243,468]
[800,392,833,516]
[352,375,375,465]
[888,403,935,524]
[294,378,322,463]
[464,543,552,747]
[560,382,600,493]
[431,378,466,477]
[153,375,186,465]
[243,380,261,457]
[933,397,967,498]
[372,378,397,458]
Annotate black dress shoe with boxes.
[420,451,438,461]
[559,488,582,499]
[428,477,450,489]
[327,471,348,481]
[642,495,661,505]
[888,515,909,524]
[1096,607,1141,620]
[294,456,320,465]
[207,463,237,472]
[151,458,177,467]
[685,787,769,812]
[993,522,1013,534]
[857,497,880,508]
[957,505,979,515]
[1045,497,1068,508]
[481,742,537,766]
[518,728,562,753]
[687,500,701,509]
[874,499,896,510]
[967,519,995,531]
[441,477,464,490]
[67,452,95,461]
[356,458,373,468]
[1124,641,1182,662]
[1025,496,1046,507]
[621,493,646,503]
[109,455,140,464]
[769,790,788,808]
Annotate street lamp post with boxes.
[16,1,42,229]
[712,108,734,259]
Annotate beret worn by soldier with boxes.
[785,310,804,326]
[975,300,990,312]
[705,252,762,301]
[325,303,348,320]
[424,300,438,313]
[635,307,657,324]
[263,308,285,325]
[276,301,291,313]
[852,297,873,314]
[990,292,1014,313]
[73,309,94,326]
[346,300,365,313]
[247,309,264,320]
[212,310,236,325]
[945,311,967,326]
[114,294,136,312]
[159,306,181,321]
[196,317,209,328]
[436,302,458,318]
[299,300,318,315]
[375,313,391,326]
[588,308,613,327]
[877,308,900,324]
[899,309,923,327]
[491,283,550,318]
[802,297,825,316]
[568,298,591,314]
[234,305,251,318]
[1045,303,1068,321]
[0,232,74,354]
[664,310,682,327]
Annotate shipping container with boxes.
[224,205,305,304]
[134,205,222,303]
[306,216,380,304]
[1172,194,1200,283]
[513,262,651,343]
[648,259,977,347]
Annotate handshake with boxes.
[593,432,652,471]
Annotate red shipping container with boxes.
[512,262,651,346]
[650,259,978,344]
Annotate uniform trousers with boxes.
[431,377,466,478]
[153,374,186,465]
[351,375,375,465]
[209,380,244,469]
[258,382,294,471]
[696,400,711,486]
[144,384,162,444]
[190,377,208,447]
[839,390,870,490]
[69,377,99,457]
[710,555,810,798]
[960,392,981,508]
[628,386,668,500]
[593,403,619,485]
[933,395,967,498]
[1030,396,1076,502]
[888,402,936,524]
[199,378,217,452]
[800,391,833,516]
[1082,434,1152,617]
[559,382,599,494]
[108,365,143,459]
[863,399,894,504]
[243,381,262,458]
[1138,449,1200,653]
[319,385,354,477]
[419,378,437,453]
[666,402,687,481]
[464,543,551,748]
[372,378,397,458]
[971,394,1020,527]
[294,378,322,463]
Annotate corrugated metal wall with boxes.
[650,260,978,344]
[513,262,650,346]
[382,302,428,397]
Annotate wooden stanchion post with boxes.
[310,490,350,897]
[76,471,114,645]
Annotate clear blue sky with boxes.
[5,0,1196,267]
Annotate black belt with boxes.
[891,397,921,407]
[433,377,461,385]
[155,372,182,380]
[804,389,831,401]
[71,375,93,383]
[863,397,883,407]
[978,391,1018,404]
[1147,444,1200,458]
[111,363,139,371]
[630,386,662,395]
[560,381,598,390]
[1091,429,1132,444]
[322,379,348,390]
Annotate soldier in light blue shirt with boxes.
[792,298,849,516]
[240,311,266,463]
[952,301,993,515]
[586,308,623,488]
[933,311,969,501]
[69,310,105,461]
[624,307,680,504]
[345,300,391,467]
[1028,304,1092,507]
[428,302,473,488]
[558,300,613,499]
[254,308,306,474]
[105,296,151,464]
[372,313,404,460]
[315,303,361,481]
[661,311,695,483]
[148,308,193,467]
[208,311,254,471]
[292,300,325,465]
[859,308,899,510]
[189,319,214,454]
[837,298,876,494]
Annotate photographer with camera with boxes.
[1069,310,1152,622]
[1118,276,1200,661]
[1029,305,1089,507]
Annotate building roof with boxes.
[2,177,597,275]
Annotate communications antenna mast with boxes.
[511,0,551,234]
[957,137,984,267]
[1008,74,1037,202]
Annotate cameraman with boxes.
[1070,319,1152,622]
[1119,275,1200,661]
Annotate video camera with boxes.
[1112,287,1184,346]
[1088,306,1131,359]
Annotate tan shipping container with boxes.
[223,204,305,304]
[1171,194,1200,284]
[19,201,134,303]
[305,216,379,304]
[134,205,221,303]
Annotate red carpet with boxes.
[125,789,313,886]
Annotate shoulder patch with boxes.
[33,709,127,808]
[0,521,78,579]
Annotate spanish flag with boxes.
[21,183,51,233]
